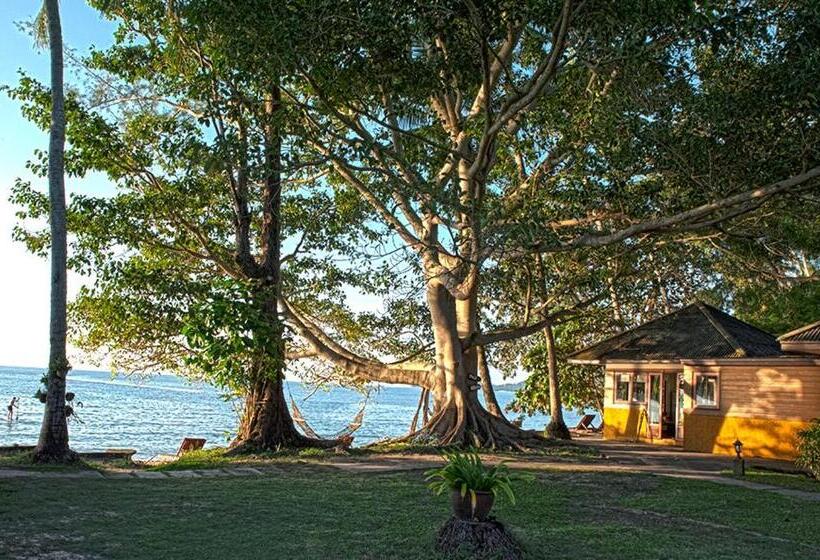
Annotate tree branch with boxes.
[465,293,604,348]
[279,297,436,390]
[531,166,820,253]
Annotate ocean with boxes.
[0,365,588,459]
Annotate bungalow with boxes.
[568,303,820,460]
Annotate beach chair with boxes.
[573,414,598,431]
[176,437,206,455]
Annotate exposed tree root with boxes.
[436,517,523,560]
[227,432,348,456]
[398,399,548,451]
[409,388,431,433]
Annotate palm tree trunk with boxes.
[34,0,75,463]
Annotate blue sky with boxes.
[0,2,115,369]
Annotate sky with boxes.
[0,1,117,370]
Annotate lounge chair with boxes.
[573,414,598,431]
[177,437,206,455]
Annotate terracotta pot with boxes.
[451,489,495,521]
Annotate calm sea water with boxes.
[0,365,586,459]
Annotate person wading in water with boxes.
[6,397,19,422]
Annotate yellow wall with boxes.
[681,362,820,421]
[682,413,810,459]
[603,406,649,441]
[680,360,819,460]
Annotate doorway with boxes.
[661,372,677,439]
[647,373,680,440]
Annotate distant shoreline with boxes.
[0,364,527,392]
[493,382,523,392]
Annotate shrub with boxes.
[796,419,820,479]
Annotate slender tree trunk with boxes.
[543,322,571,440]
[607,273,625,329]
[476,346,504,418]
[34,0,75,464]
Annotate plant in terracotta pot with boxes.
[425,450,518,521]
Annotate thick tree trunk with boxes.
[543,323,571,440]
[34,0,75,464]
[231,361,341,451]
[477,346,504,418]
[230,85,341,453]
[403,283,543,449]
[231,294,344,453]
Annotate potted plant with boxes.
[425,450,518,521]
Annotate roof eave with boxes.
[566,358,602,365]
[778,320,820,341]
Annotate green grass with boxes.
[722,468,820,493]
[0,451,102,471]
[1,468,818,559]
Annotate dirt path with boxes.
[1,439,817,501]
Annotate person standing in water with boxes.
[6,397,19,422]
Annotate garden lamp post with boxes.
[733,439,745,476]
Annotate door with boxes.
[648,374,661,438]
[662,373,677,438]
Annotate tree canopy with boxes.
[8,0,819,447]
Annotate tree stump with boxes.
[435,517,523,560]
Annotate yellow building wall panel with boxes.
[682,363,820,420]
[682,413,810,460]
[603,406,650,441]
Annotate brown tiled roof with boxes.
[568,302,782,364]
[778,320,820,343]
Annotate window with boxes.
[694,374,719,408]
[614,374,630,402]
[632,373,647,403]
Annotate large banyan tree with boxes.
[241,0,819,447]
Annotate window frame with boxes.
[631,373,648,405]
[693,372,720,410]
[613,373,631,403]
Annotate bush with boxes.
[796,419,820,479]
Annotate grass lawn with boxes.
[723,468,820,493]
[1,467,818,559]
